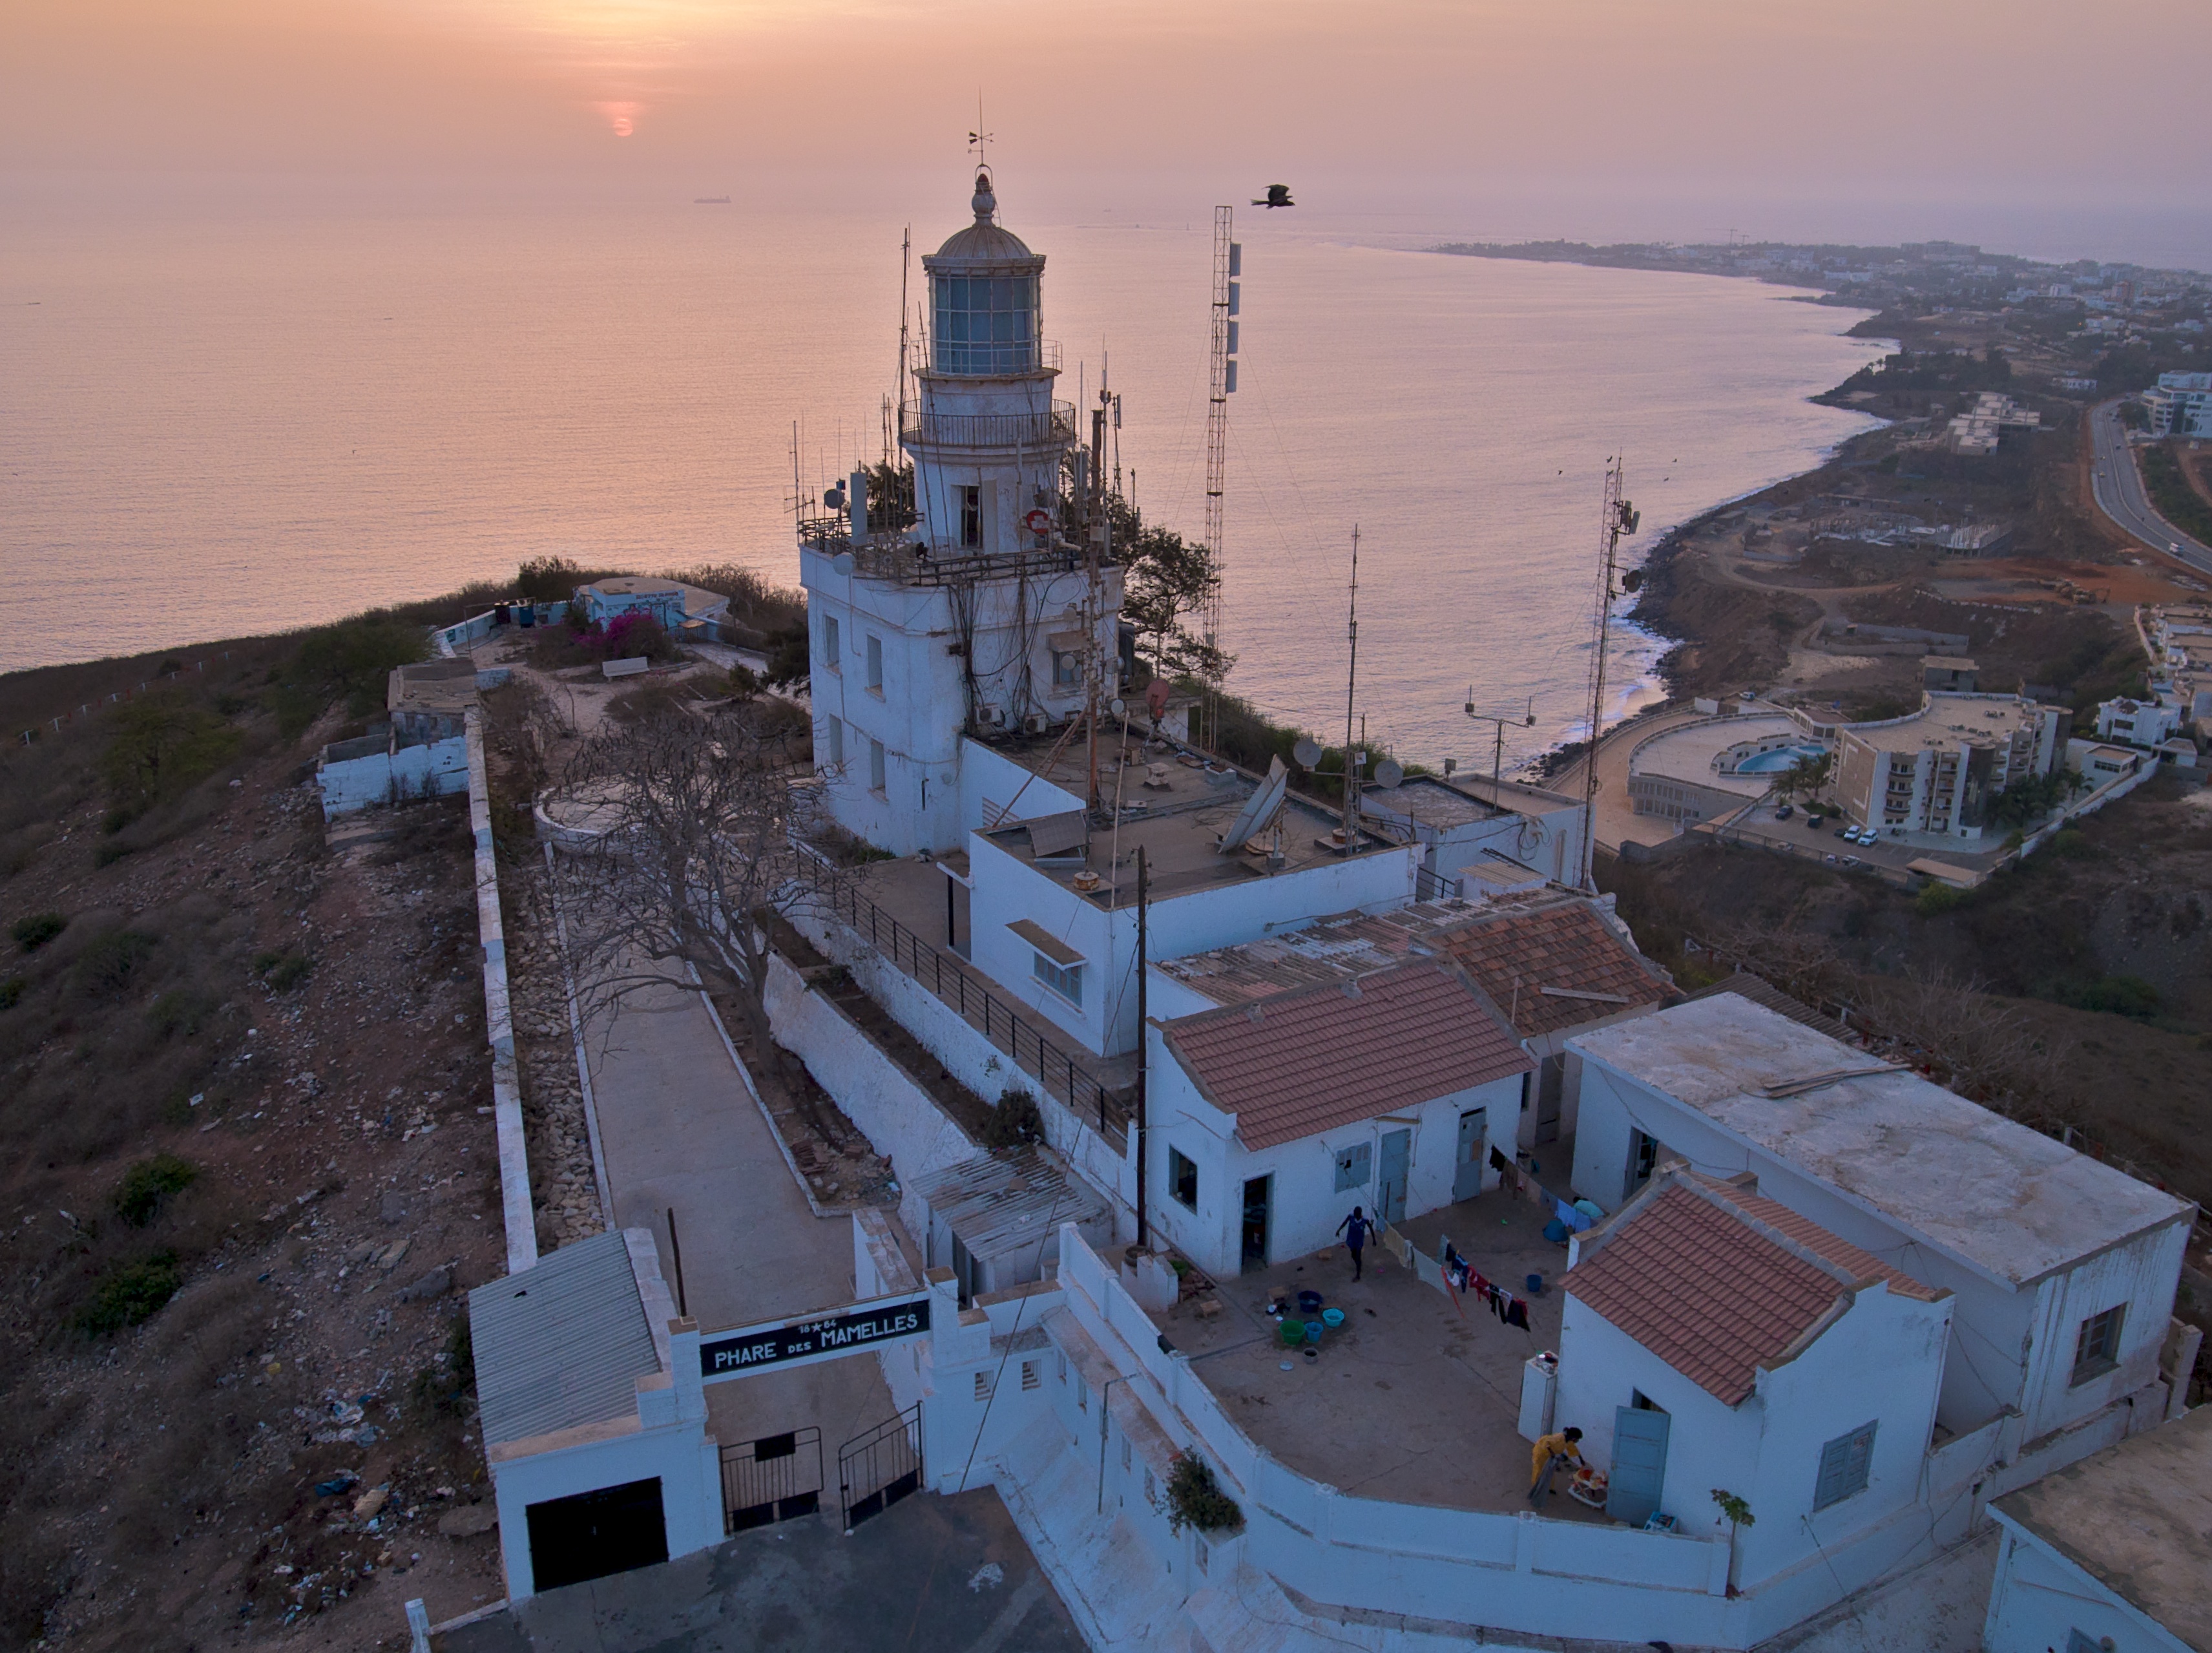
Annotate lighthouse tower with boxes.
[800,171,1121,858]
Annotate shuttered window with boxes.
[1813,1421,1877,1510]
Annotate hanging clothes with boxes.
[1504,1297,1531,1331]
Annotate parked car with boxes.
[1835,826,1852,839]
[1841,855,1861,868]
[1806,814,1825,830]
[1776,804,1794,820]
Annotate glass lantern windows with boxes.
[934,274,1038,374]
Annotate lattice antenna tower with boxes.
[1578,456,1639,892]
[1201,206,1239,750]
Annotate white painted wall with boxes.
[1142,1027,1519,1278]
[316,734,469,816]
[1556,1277,1951,1590]
[1982,1519,2191,1653]
[801,543,1121,858]
[965,830,1421,1058]
[486,1323,720,1601]
[1567,1055,2189,1457]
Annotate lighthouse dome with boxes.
[928,171,1041,268]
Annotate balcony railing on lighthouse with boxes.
[899,401,1076,451]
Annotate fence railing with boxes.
[899,402,1076,450]
[800,858,1131,1149]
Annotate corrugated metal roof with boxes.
[909,1146,1110,1267]
[1161,960,1533,1151]
[468,1231,662,1448]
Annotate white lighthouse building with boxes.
[802,169,1123,857]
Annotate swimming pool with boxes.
[1730,742,1829,774]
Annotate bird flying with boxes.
[1252,184,1295,208]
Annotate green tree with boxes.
[99,695,241,816]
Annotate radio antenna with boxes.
[1579,458,1639,891]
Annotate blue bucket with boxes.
[1304,1320,1324,1344]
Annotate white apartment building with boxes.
[1833,691,2068,839]
[2144,370,2212,437]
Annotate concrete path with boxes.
[441,1488,1085,1653]
[581,971,898,1457]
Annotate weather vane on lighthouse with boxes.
[967,96,994,171]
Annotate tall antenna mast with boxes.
[892,226,912,463]
[1202,205,1238,750]
[1341,525,1362,851]
[1578,458,1639,892]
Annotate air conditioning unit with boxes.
[1021,713,1050,736]
[975,706,1007,730]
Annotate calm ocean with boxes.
[0,200,1882,766]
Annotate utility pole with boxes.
[1463,691,1536,805]
[1341,526,1363,850]
[1579,459,1640,892]
[1086,397,1109,812]
[1134,845,1150,1247]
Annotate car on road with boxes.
[1806,814,1825,830]
[1776,804,1793,820]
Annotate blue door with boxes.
[1377,1129,1412,1224]
[1607,1405,1671,1526]
[1454,1109,1487,1203]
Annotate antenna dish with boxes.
[1292,737,1322,768]
[1109,698,1126,717]
[1374,759,1404,789]
[1218,756,1289,854]
[831,553,855,578]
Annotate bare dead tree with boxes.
[550,704,844,1137]
[1854,969,2079,1128]
[1704,921,1852,1011]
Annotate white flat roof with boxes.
[1570,995,2192,1287]
[1626,713,1804,799]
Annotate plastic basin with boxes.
[1304,1320,1324,1344]
[1279,1320,1306,1347]
[1321,1308,1346,1329]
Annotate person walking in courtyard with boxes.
[1529,1427,1584,1506]
[1337,1205,1374,1280]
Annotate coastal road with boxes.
[2087,400,2212,578]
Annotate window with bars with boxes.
[1021,1360,1039,1391]
[973,1371,994,1402]
[2071,1304,2126,1385]
[1813,1421,1876,1510]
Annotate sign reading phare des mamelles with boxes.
[698,1292,932,1383]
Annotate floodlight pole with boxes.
[1134,845,1150,1247]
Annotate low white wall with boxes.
[318,735,469,816]
[788,904,1135,1225]
[765,951,980,1249]
[466,709,537,1275]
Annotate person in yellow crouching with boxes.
[1529,1427,1583,1506]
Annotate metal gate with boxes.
[720,1427,823,1534]
[838,1404,923,1532]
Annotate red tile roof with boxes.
[1561,1173,1943,1405]
[1160,960,1533,1152]
[1430,901,1671,1038]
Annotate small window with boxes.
[865,634,884,692]
[1333,1143,1370,1192]
[2071,1304,2126,1385]
[821,613,840,668]
[869,739,886,794]
[960,485,982,547]
[822,718,844,769]
[1193,1533,1209,1575]
[974,1371,993,1402]
[1021,1360,1039,1392]
[1075,1374,1088,1413]
[1169,1147,1198,1210]
[1031,951,1082,1004]
[1813,1421,1877,1510]
[1629,1130,1660,1192]
[1052,649,1080,688]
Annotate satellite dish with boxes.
[1218,757,1290,853]
[1374,759,1404,789]
[832,553,855,578]
[1109,698,1126,717]
[1292,737,1322,767]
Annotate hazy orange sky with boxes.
[6,0,2210,253]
